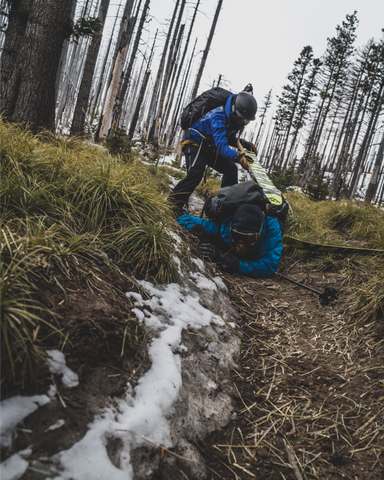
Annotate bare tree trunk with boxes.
[1,0,76,131]
[349,80,384,198]
[55,0,77,103]
[190,0,223,100]
[0,0,34,114]
[111,0,150,129]
[98,0,135,138]
[91,1,123,112]
[70,0,110,135]
[254,88,272,149]
[155,22,185,142]
[162,0,200,136]
[167,37,197,147]
[146,0,180,143]
[365,133,384,203]
[152,0,186,144]
[128,70,151,138]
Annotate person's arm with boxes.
[238,217,283,278]
[209,110,239,162]
[177,214,220,239]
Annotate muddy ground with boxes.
[2,198,384,479]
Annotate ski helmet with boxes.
[232,92,257,121]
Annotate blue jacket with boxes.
[177,213,283,278]
[183,94,240,163]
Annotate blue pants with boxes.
[170,145,238,216]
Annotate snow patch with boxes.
[192,257,205,271]
[0,395,50,447]
[51,269,238,479]
[0,454,28,480]
[47,350,79,388]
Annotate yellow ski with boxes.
[246,151,283,206]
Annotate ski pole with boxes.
[275,272,337,306]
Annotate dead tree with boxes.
[162,0,200,136]
[190,0,223,100]
[98,0,135,138]
[167,37,197,147]
[146,0,180,143]
[365,130,384,203]
[111,0,150,129]
[151,0,186,145]
[70,0,110,136]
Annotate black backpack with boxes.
[180,87,233,130]
[201,180,290,232]
[202,180,268,221]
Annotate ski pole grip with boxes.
[237,138,244,153]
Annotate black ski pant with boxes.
[170,145,238,216]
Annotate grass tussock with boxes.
[284,191,384,249]
[344,257,384,323]
[284,190,384,323]
[195,178,221,198]
[0,119,182,383]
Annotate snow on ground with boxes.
[0,264,240,480]
[47,350,79,388]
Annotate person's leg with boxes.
[209,154,238,187]
[170,145,210,216]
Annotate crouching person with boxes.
[177,204,282,278]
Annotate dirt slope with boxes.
[2,194,383,479]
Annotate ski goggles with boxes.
[230,227,259,245]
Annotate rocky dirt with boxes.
[2,194,384,479]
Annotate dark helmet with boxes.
[232,92,257,121]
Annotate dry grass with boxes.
[0,119,185,384]
[211,273,384,479]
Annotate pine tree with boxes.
[303,12,358,176]
[349,36,384,198]
[274,46,314,169]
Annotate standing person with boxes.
[170,89,258,217]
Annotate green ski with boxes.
[283,236,384,255]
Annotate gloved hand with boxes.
[190,224,209,244]
[199,243,223,263]
[240,139,258,155]
[220,253,239,273]
[235,152,254,171]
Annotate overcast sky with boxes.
[146,0,384,110]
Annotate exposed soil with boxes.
[1,261,151,477]
[2,207,384,479]
[200,256,384,479]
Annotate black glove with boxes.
[199,243,223,263]
[220,253,239,273]
[240,139,258,155]
[235,152,253,171]
[190,224,209,244]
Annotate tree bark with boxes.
[152,0,186,144]
[98,0,135,138]
[128,70,150,138]
[146,0,180,143]
[190,0,223,100]
[162,0,200,136]
[111,0,150,129]
[70,0,110,135]
[365,131,384,203]
[1,0,75,131]
[0,0,34,115]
